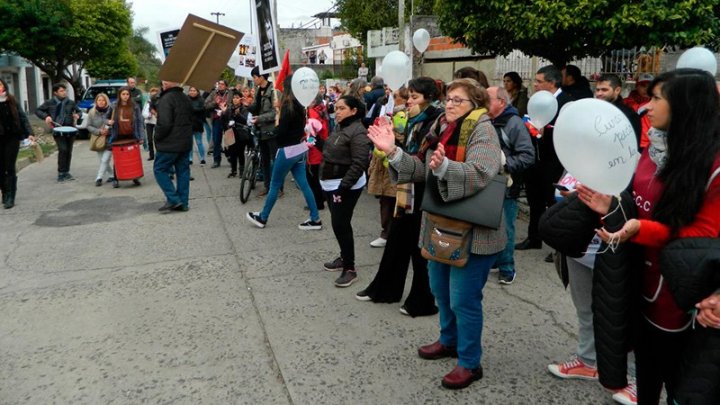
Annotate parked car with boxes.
[76,80,126,138]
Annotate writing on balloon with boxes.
[595,113,634,148]
[296,77,319,90]
[608,145,639,169]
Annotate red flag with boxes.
[275,50,292,92]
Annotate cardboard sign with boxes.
[252,0,280,74]
[158,14,244,91]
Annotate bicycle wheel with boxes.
[249,155,259,190]
[239,153,255,203]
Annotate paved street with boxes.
[1,139,617,404]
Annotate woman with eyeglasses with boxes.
[368,78,505,389]
[355,77,443,318]
[576,69,720,404]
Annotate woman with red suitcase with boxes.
[107,87,145,188]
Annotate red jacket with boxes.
[307,105,329,165]
[631,152,720,330]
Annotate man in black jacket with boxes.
[594,74,641,148]
[35,83,81,182]
[517,66,573,252]
[488,86,535,284]
[153,81,193,212]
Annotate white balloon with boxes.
[676,47,718,76]
[412,29,431,53]
[291,67,320,107]
[527,91,558,129]
[381,51,411,91]
[554,98,639,195]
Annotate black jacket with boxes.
[189,96,207,133]
[0,100,32,140]
[275,99,306,148]
[35,96,80,126]
[321,117,370,190]
[535,90,573,177]
[154,87,193,153]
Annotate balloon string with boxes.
[583,195,627,256]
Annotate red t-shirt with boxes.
[631,151,720,330]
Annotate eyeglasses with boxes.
[445,97,471,106]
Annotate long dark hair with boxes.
[118,86,136,109]
[0,78,21,130]
[650,68,720,231]
[503,71,523,91]
[281,74,298,114]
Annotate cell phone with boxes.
[553,183,570,191]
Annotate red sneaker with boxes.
[547,357,598,380]
[612,381,637,405]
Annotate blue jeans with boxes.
[212,120,223,164]
[260,148,319,223]
[192,132,206,162]
[429,253,497,369]
[497,198,518,277]
[154,151,191,207]
[203,120,212,146]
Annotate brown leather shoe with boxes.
[441,365,483,389]
[418,341,458,360]
[256,188,269,198]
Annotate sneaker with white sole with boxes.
[298,219,322,230]
[323,257,343,272]
[611,381,637,405]
[334,269,358,287]
[246,212,266,228]
[355,289,372,301]
[547,357,598,380]
[370,237,387,248]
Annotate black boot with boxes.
[3,176,16,209]
[0,178,6,207]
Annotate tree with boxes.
[434,0,720,67]
[127,27,163,87]
[0,0,134,95]
[336,0,436,44]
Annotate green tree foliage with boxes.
[127,27,163,87]
[434,0,720,67]
[336,0,436,44]
[0,0,134,95]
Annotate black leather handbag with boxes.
[421,172,507,230]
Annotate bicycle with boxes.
[239,126,261,203]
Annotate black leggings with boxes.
[307,164,324,209]
[146,123,155,158]
[225,139,249,173]
[325,188,362,270]
[0,138,19,186]
[636,317,690,405]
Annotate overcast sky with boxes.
[131,0,337,54]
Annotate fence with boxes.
[494,47,667,82]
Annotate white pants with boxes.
[96,150,113,180]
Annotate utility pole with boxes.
[211,12,225,24]
[398,0,405,51]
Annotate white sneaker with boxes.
[370,237,387,248]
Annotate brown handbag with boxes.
[421,212,473,267]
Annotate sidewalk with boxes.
[0,140,615,404]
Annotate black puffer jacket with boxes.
[539,191,642,390]
[660,238,720,405]
[321,117,370,190]
[155,87,193,153]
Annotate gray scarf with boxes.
[647,127,667,172]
